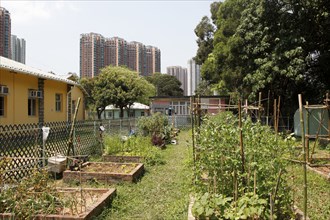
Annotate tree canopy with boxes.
[146,73,184,96]
[91,66,155,119]
[195,0,330,114]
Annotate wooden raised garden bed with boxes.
[0,187,116,220]
[63,162,144,184]
[102,155,143,163]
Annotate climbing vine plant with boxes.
[193,112,295,219]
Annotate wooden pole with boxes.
[238,100,246,188]
[298,94,307,220]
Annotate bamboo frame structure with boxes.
[303,93,330,164]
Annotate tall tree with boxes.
[93,66,155,119]
[146,73,184,96]
[196,0,329,115]
[80,77,96,112]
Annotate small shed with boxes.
[102,102,149,119]
[294,108,329,137]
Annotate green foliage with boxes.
[137,112,169,136]
[194,16,216,65]
[192,192,268,220]
[137,112,173,147]
[80,77,96,111]
[104,135,164,166]
[92,66,155,119]
[193,112,295,219]
[194,80,213,96]
[196,0,330,113]
[145,72,183,96]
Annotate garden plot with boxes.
[0,188,116,220]
[63,162,144,184]
[103,155,143,163]
[191,112,300,219]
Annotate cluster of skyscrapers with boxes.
[0,7,26,64]
[80,33,161,78]
[167,59,201,96]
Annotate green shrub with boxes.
[137,112,169,136]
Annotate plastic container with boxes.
[48,155,67,173]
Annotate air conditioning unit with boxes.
[29,90,42,98]
[0,85,9,95]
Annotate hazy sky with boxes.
[2,0,213,76]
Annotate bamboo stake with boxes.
[190,97,196,183]
[267,90,270,126]
[254,169,257,196]
[298,94,307,220]
[270,193,274,220]
[273,169,283,203]
[327,93,330,138]
[276,96,281,132]
[274,99,277,134]
[238,100,246,188]
[66,97,81,165]
[258,92,262,122]
[306,102,310,163]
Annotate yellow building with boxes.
[0,56,85,125]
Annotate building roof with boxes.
[105,102,149,110]
[0,56,79,86]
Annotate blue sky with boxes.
[2,0,213,76]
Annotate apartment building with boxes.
[11,35,26,64]
[80,33,161,78]
[0,7,11,59]
[187,58,201,96]
[166,66,188,95]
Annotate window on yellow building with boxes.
[72,100,76,114]
[55,94,62,112]
[28,98,37,116]
[0,96,4,116]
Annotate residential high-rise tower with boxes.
[167,66,188,95]
[187,58,201,96]
[80,32,161,78]
[11,35,26,64]
[0,7,11,59]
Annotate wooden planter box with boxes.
[63,162,144,184]
[102,155,143,163]
[0,188,116,220]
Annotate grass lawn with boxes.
[95,130,193,220]
[288,164,330,220]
